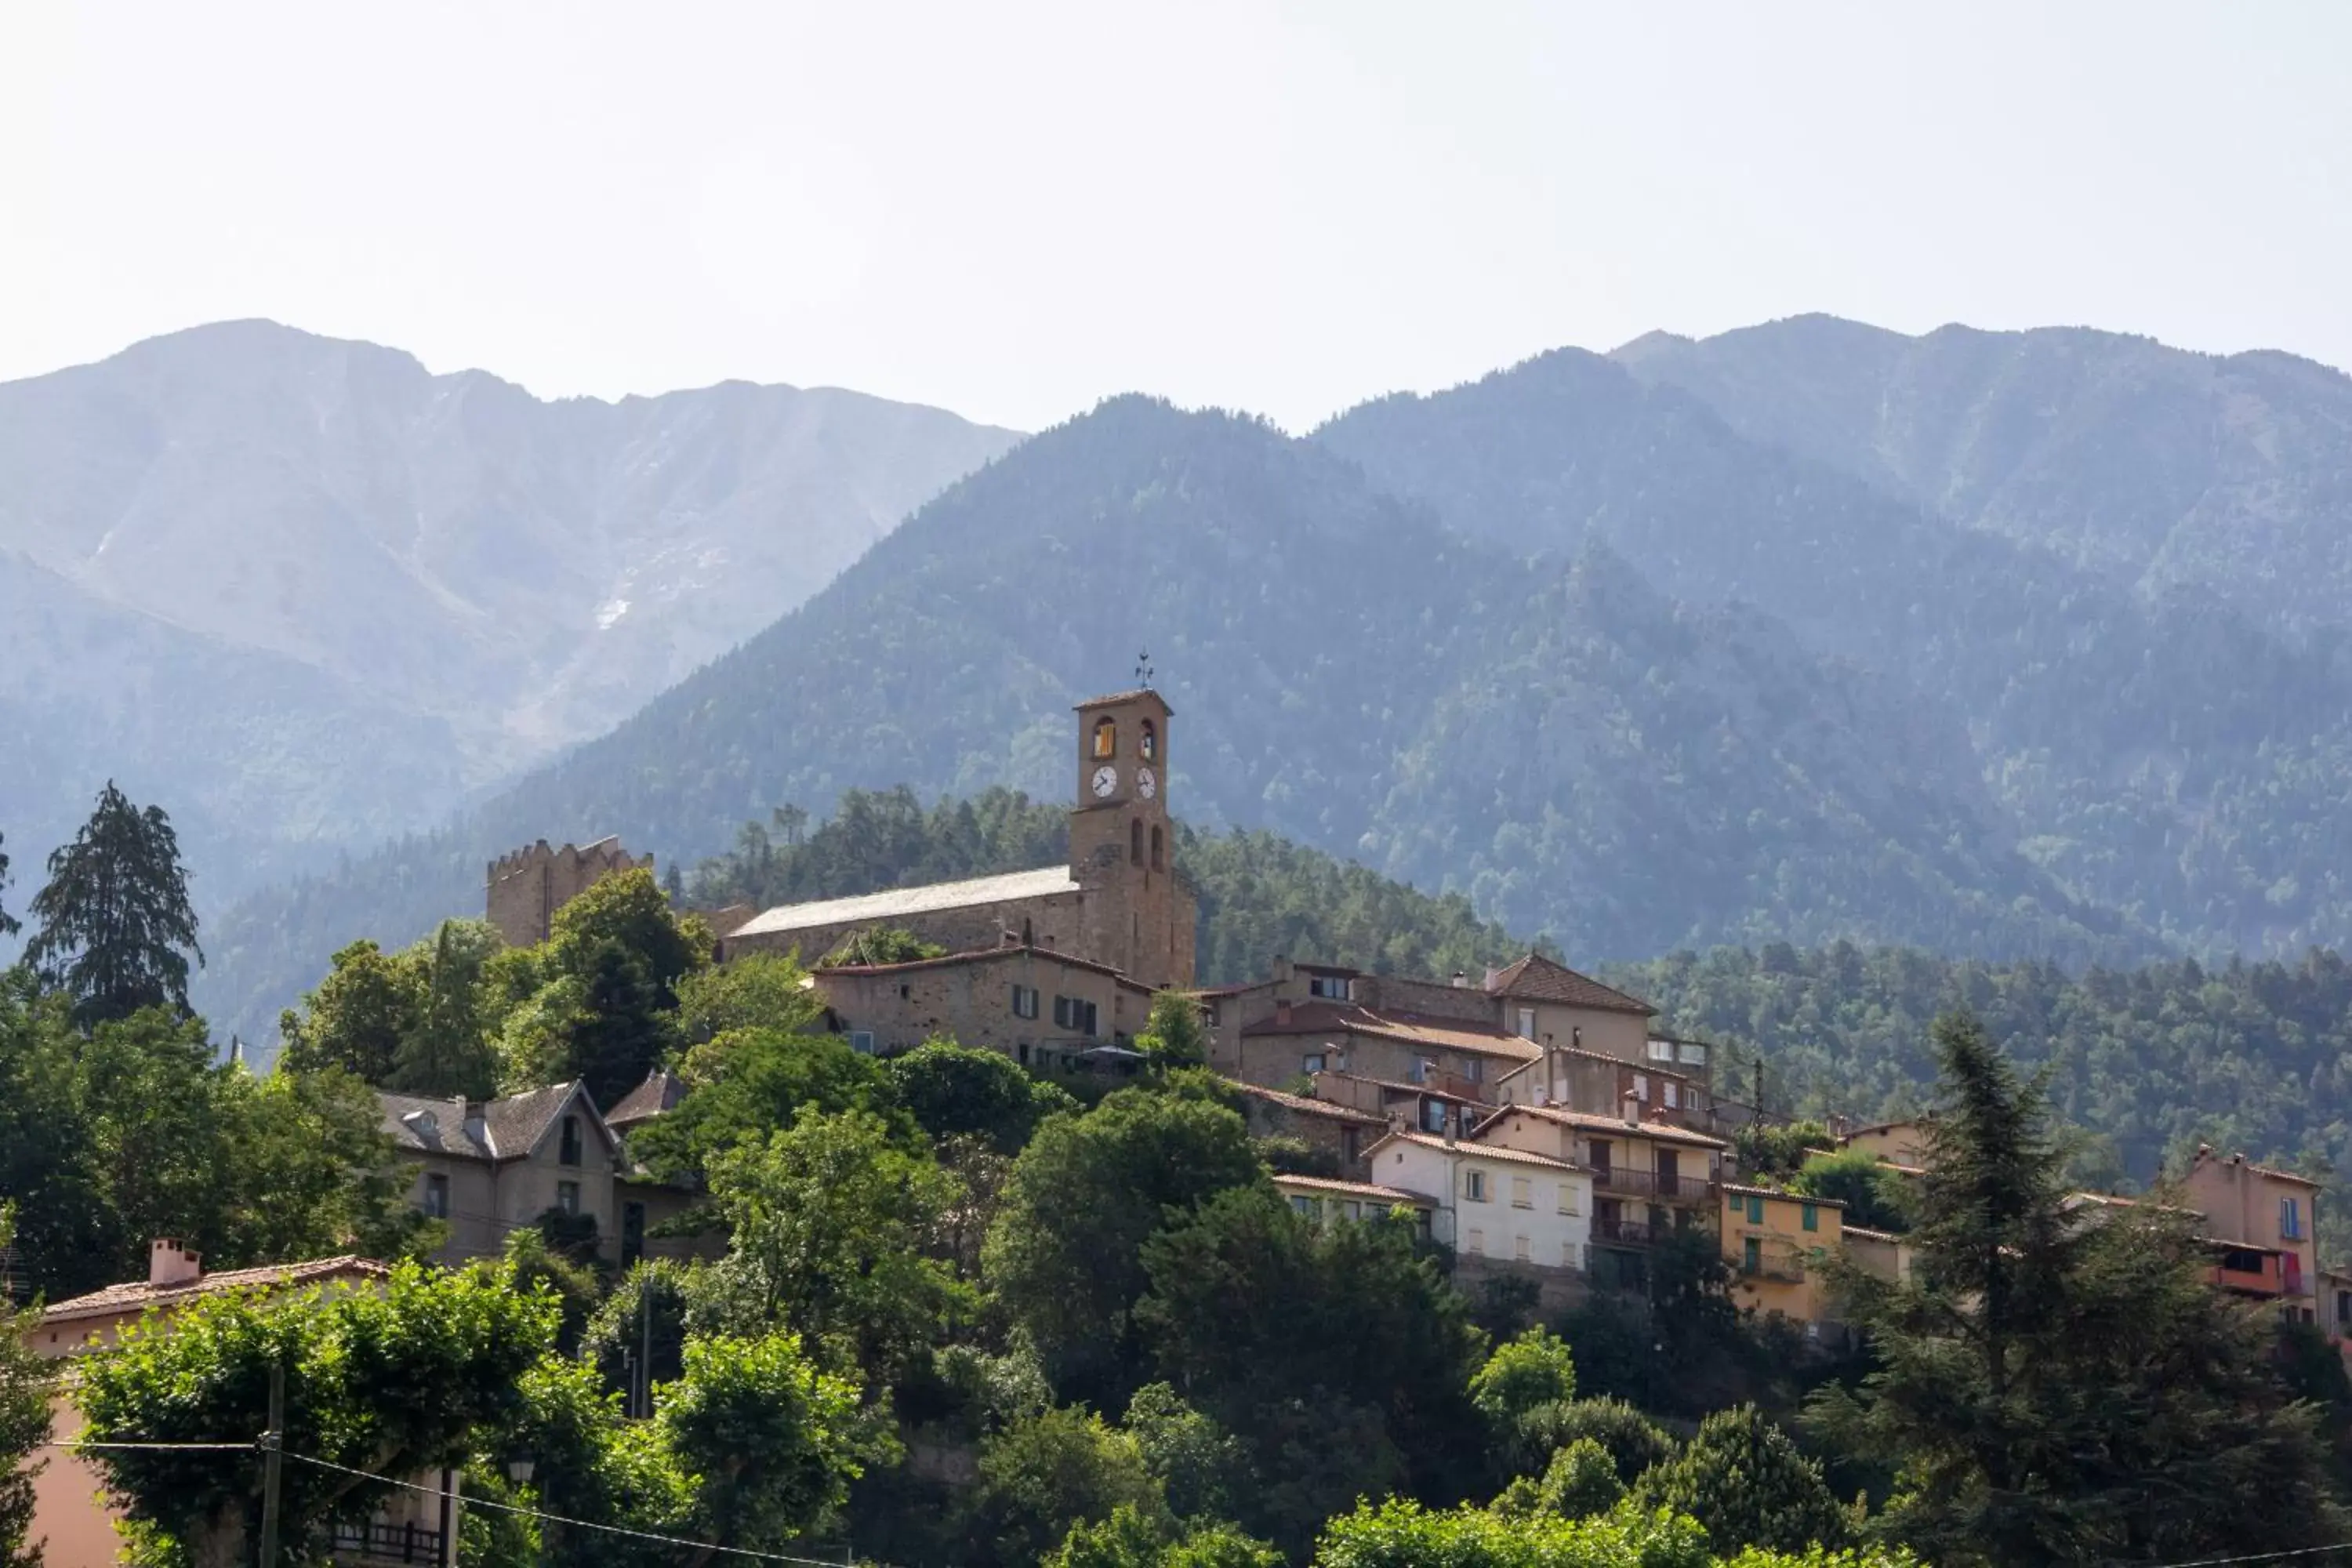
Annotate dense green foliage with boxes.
[1632,1406,1851,1556]
[24,782,202,1025]
[0,1208,49,1568]
[1809,1014,2346,1564]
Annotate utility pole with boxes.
[259,1359,285,1568]
[638,1283,655,1419]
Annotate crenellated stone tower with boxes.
[486,836,652,949]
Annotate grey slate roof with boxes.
[379,1081,608,1163]
[730,865,1078,940]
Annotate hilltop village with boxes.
[16,687,2352,1568]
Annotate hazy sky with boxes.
[5,2,2347,432]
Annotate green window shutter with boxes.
[1743,1237,1761,1272]
[1747,1194,1765,1224]
[1802,1203,1819,1232]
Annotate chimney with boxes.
[1483,965,1502,990]
[149,1240,203,1288]
[1276,1000,1292,1026]
[1443,1104,1457,1148]
[1450,970,1468,989]
[1621,1089,1641,1127]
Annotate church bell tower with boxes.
[1068,681,1193,988]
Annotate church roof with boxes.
[731,865,1079,940]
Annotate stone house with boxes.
[1304,1067,1490,1141]
[720,690,1196,989]
[1494,1042,1714,1130]
[1272,1173,1437,1239]
[1469,1101,1729,1295]
[379,1082,697,1269]
[808,943,1158,1070]
[1230,1083,1392,1178]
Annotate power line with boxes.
[2140,1544,2352,1568]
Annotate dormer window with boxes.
[559,1115,583,1167]
[1092,717,1117,759]
[1140,719,1157,760]
[1308,974,1351,1000]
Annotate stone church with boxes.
[717,688,1197,989]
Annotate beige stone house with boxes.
[808,943,1158,1069]
[1470,1102,1729,1294]
[1363,1127,1595,1308]
[379,1082,697,1268]
[1231,1083,1392,1178]
[721,690,1196,989]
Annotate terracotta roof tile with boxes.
[1242,1001,1542,1064]
[1232,1083,1388,1127]
[1483,953,1653,1015]
[1272,1174,1436,1206]
[1370,1128,1588,1173]
[42,1257,389,1327]
[1722,1182,1843,1207]
[1477,1102,1729,1150]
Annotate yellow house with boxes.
[1838,1118,1933,1169]
[1720,1183,1844,1326]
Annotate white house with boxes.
[1362,1127,1594,1274]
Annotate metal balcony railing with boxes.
[1592,1217,1653,1246]
[328,1520,443,1564]
[1741,1258,1807,1284]
[1592,1167,1715,1203]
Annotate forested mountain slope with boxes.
[1316,350,2352,957]
[197,397,2107,1038]
[0,321,1020,906]
[1613,314,2352,632]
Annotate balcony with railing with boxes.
[1592,1166,1715,1203]
[328,1519,445,1564]
[1740,1256,1807,1285]
[1592,1215,1653,1247]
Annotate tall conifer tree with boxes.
[26,783,201,1025]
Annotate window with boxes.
[1150,825,1163,871]
[1290,1195,1317,1218]
[1515,1007,1537,1040]
[1648,1038,1675,1062]
[1561,1240,1581,1271]
[849,1029,876,1054]
[1663,1081,1679,1109]
[1011,984,1040,1018]
[2282,1196,2306,1240]
[1589,1138,1613,1176]
[1421,1098,1448,1134]
[559,1115,583,1167]
[1140,718,1157,760]
[1301,1053,1327,1075]
[1746,1194,1766,1224]
[1092,717,1116,758]
[2337,1290,2351,1326]
[1511,1175,1533,1209]
[1743,1237,1762,1273]
[1017,1043,1031,1065]
[1345,1201,1363,1221]
[621,1201,646,1268]
[423,1172,450,1218]
[1557,1183,1579,1216]
[1632,1073,1649,1101]
[1412,1056,1437,1084]
[1053,996,1100,1036]
[1678,1041,1708,1067]
[1461,1056,1484,1085]
[1801,1202,1820,1232]
[1131,818,1144,865]
[1308,974,1352,1000]
[557,1181,581,1216]
[1466,1229,1485,1256]
[1514,1234,1531,1261]
[1465,1169,1489,1202]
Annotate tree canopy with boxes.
[24,782,202,1025]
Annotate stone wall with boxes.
[486,837,652,949]
[813,947,1153,1067]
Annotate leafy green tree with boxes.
[672,951,826,1055]
[75,1261,558,1568]
[499,1352,690,1568]
[1789,1149,1910,1234]
[278,938,422,1083]
[1633,1405,1850,1555]
[821,925,946,967]
[972,1405,1166,1568]
[1730,1121,1837,1185]
[1049,1504,1282,1568]
[1309,1497,1709,1568]
[0,1207,53,1568]
[886,1036,1079,1151]
[695,1109,968,1381]
[1471,1327,1579,1478]
[25,782,201,1025]
[1809,1011,2349,1564]
[983,1088,1263,1403]
[392,919,503,1098]
[1134,990,1210,1070]
[0,830,18,939]
[1123,1383,1253,1525]
[1530,1399,1677,1486]
[628,1029,902,1185]
[547,867,710,1002]
[1136,1185,1490,1556]
[657,1330,895,1551]
[1531,1439,1627,1521]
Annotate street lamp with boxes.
[506,1452,535,1486]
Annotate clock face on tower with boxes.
[1137,767,1156,800]
[1091,764,1119,799]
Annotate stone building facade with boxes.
[810,944,1158,1069]
[722,689,1196,988]
[486,836,652,948]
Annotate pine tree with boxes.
[1811,1011,2349,1563]
[0,829,19,938]
[25,782,202,1026]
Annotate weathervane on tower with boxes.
[1135,650,1154,690]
